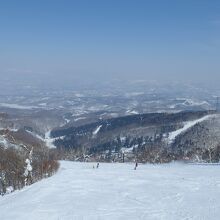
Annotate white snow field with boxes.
[1,161,220,220]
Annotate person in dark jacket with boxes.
[134,162,138,170]
[96,162,100,168]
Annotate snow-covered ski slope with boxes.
[1,161,220,220]
[167,114,216,144]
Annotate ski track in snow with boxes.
[167,114,216,144]
[26,130,57,149]
[1,161,220,220]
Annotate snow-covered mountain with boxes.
[49,110,220,163]
[1,81,220,197]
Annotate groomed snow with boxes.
[1,161,220,220]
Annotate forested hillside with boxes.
[0,128,59,195]
[50,111,219,163]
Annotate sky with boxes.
[0,0,220,85]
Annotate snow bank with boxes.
[5,186,14,194]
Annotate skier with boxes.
[134,161,138,170]
[96,162,100,169]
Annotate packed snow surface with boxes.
[1,161,220,220]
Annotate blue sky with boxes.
[0,0,220,83]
